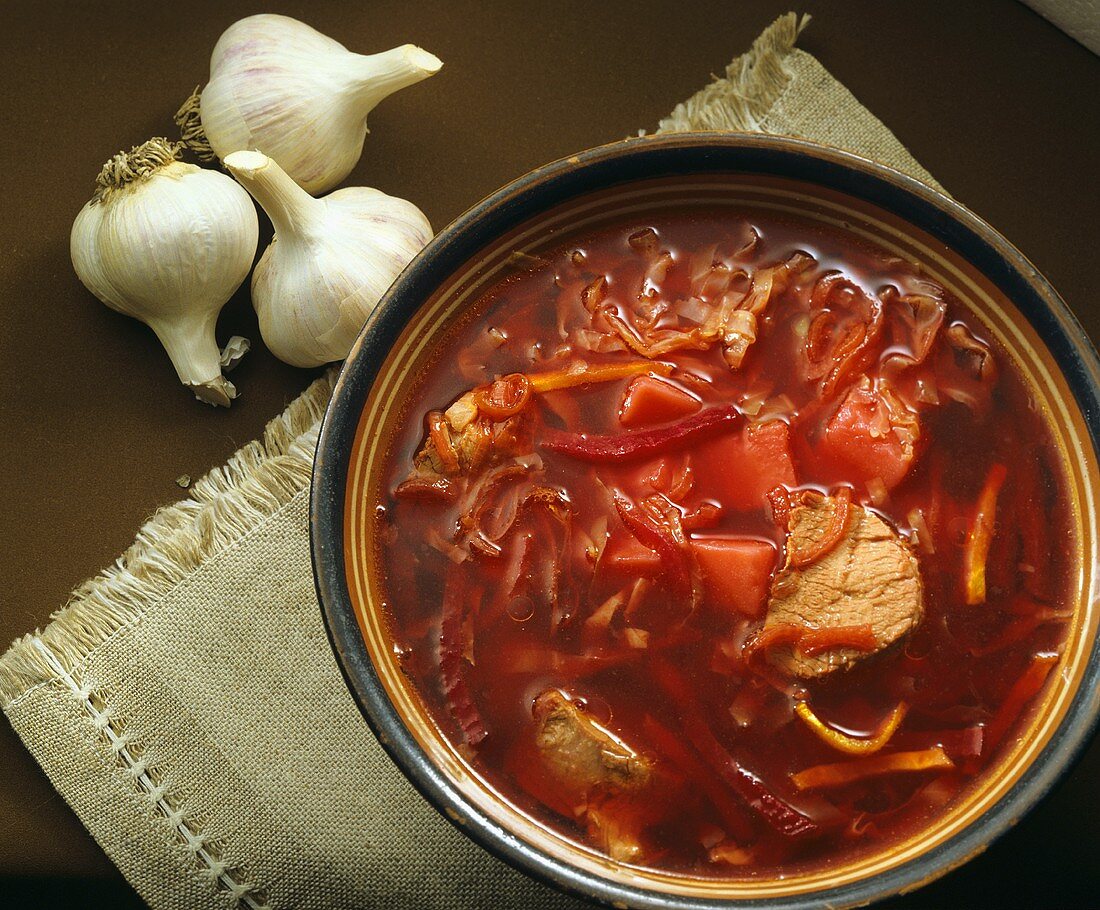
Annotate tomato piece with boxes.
[692,420,798,511]
[823,384,917,489]
[691,538,776,617]
[619,375,701,427]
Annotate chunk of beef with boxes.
[533,690,652,793]
[765,493,923,678]
[533,689,654,864]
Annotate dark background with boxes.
[1,0,1097,906]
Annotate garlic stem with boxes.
[225,149,319,239]
[148,311,241,407]
[349,44,442,114]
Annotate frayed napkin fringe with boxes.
[656,11,809,133]
[0,371,336,704]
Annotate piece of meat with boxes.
[533,690,653,794]
[533,690,656,863]
[764,492,923,678]
[404,390,534,485]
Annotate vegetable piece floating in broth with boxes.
[375,208,1073,877]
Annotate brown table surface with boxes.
[2,0,1097,906]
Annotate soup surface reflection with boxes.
[374,210,1073,875]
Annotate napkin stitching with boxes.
[0,370,335,705]
[29,637,271,909]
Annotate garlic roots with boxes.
[223,150,432,368]
[70,138,259,407]
[176,14,442,195]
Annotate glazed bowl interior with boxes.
[313,134,1100,909]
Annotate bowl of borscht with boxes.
[312,133,1100,908]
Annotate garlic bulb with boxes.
[71,138,258,406]
[223,150,432,368]
[176,14,442,195]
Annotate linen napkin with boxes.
[0,14,944,910]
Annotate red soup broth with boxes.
[373,210,1074,876]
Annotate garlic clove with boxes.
[224,150,433,368]
[178,15,442,195]
[70,139,258,406]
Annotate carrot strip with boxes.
[790,747,954,791]
[745,623,877,659]
[789,487,851,568]
[474,373,531,419]
[798,624,878,656]
[542,404,741,462]
[765,485,790,530]
[427,410,460,475]
[963,463,1008,604]
[745,623,804,657]
[985,652,1060,751]
[682,502,722,531]
[795,701,908,756]
[527,360,672,393]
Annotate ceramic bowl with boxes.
[311,133,1100,909]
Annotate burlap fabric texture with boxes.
[0,14,944,910]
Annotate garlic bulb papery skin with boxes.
[223,150,432,368]
[179,14,442,195]
[71,138,259,407]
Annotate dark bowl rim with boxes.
[310,132,1100,910]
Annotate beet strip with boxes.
[642,715,756,843]
[612,491,691,596]
[541,404,741,462]
[439,575,487,746]
[653,660,820,838]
